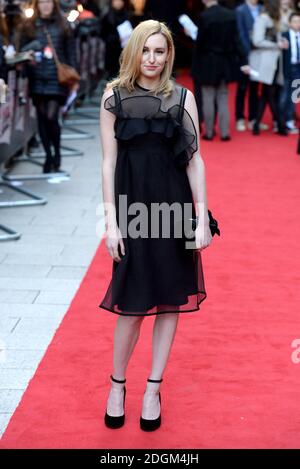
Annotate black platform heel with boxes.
[140,378,163,432]
[252,121,260,135]
[104,375,126,429]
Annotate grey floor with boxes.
[0,106,105,437]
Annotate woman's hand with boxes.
[278,38,289,50]
[194,219,213,251]
[70,82,80,92]
[240,65,251,75]
[105,225,125,262]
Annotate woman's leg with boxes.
[45,98,62,169]
[279,79,291,122]
[106,315,145,416]
[252,84,268,134]
[141,312,180,419]
[33,96,53,171]
[248,80,259,123]
[216,81,230,138]
[202,86,216,138]
[267,83,287,133]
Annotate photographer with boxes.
[15,0,77,173]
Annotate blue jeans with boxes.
[279,64,300,122]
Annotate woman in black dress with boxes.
[99,19,212,431]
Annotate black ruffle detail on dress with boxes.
[104,94,198,168]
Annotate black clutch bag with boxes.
[191,210,220,237]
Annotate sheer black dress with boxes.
[99,80,207,316]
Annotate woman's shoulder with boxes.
[103,84,115,99]
[260,12,273,24]
[101,86,115,110]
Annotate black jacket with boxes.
[100,7,130,78]
[18,14,77,96]
[281,30,299,80]
[144,0,186,33]
[191,4,247,86]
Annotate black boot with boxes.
[276,122,288,136]
[252,121,260,135]
[53,153,61,172]
[43,156,53,173]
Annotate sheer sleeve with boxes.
[167,88,199,168]
[103,88,119,116]
[169,105,198,168]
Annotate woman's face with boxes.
[139,33,169,81]
[112,0,125,10]
[37,0,54,18]
[280,0,291,10]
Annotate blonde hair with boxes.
[105,20,175,96]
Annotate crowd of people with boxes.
[0,0,300,171]
[191,0,300,139]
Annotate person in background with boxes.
[3,0,23,45]
[0,1,8,45]
[82,0,101,16]
[279,11,300,132]
[250,0,289,135]
[0,1,6,82]
[0,31,4,77]
[235,0,269,132]
[0,31,7,102]
[280,0,294,31]
[294,0,300,11]
[15,0,77,173]
[144,0,187,70]
[191,0,247,141]
[143,0,186,35]
[100,0,132,80]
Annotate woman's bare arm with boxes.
[100,87,118,231]
[184,89,212,250]
[100,87,125,261]
[184,89,210,225]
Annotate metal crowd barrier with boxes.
[0,69,47,241]
[0,18,105,240]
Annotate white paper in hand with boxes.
[249,68,259,79]
[178,14,198,41]
[61,90,77,114]
[117,20,133,49]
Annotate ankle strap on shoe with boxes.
[147,378,163,383]
[110,374,126,383]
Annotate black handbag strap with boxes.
[178,86,187,122]
[42,25,60,67]
[113,86,123,117]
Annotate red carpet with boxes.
[1,76,300,448]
